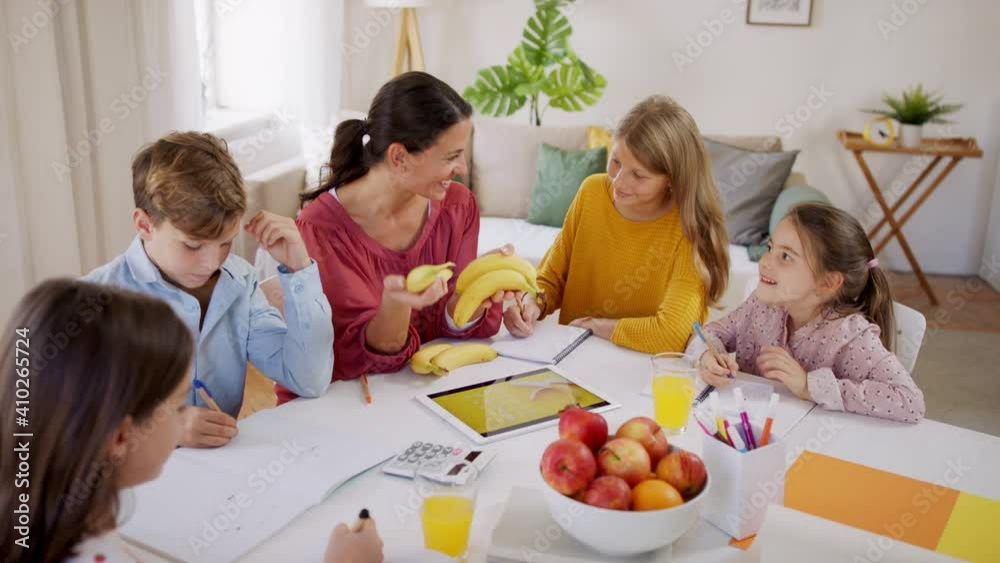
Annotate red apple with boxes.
[596,438,651,487]
[558,407,608,453]
[540,438,597,496]
[655,449,707,500]
[615,416,670,466]
[581,475,632,510]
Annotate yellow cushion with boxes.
[587,126,613,153]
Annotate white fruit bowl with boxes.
[540,448,710,557]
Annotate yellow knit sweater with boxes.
[537,174,707,353]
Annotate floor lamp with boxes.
[366,0,429,76]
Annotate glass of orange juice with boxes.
[650,352,698,435]
[418,460,479,561]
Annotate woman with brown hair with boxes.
[279,71,513,402]
[505,95,731,354]
[0,280,383,562]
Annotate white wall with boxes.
[344,0,1000,276]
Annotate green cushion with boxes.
[526,143,608,228]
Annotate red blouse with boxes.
[275,182,502,404]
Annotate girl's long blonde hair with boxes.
[615,95,730,306]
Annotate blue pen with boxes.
[692,322,735,405]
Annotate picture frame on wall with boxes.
[746,0,814,27]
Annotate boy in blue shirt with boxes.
[85,131,333,447]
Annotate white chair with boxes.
[892,302,926,373]
[739,279,926,372]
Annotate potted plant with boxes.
[463,0,606,126]
[864,84,963,148]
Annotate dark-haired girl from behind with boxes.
[0,280,383,562]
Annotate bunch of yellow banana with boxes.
[410,342,498,376]
[451,254,543,326]
[405,262,455,293]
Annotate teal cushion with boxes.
[747,185,832,261]
[768,185,832,234]
[526,144,608,228]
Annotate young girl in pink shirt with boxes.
[687,203,925,423]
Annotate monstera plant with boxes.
[463,0,606,126]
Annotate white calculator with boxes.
[382,441,496,484]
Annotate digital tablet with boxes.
[415,366,620,445]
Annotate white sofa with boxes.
[242,117,809,318]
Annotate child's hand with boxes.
[245,211,311,272]
[504,294,541,337]
[179,406,239,448]
[698,350,738,387]
[324,518,384,563]
[757,346,811,400]
[569,317,617,340]
[383,274,448,310]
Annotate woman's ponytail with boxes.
[300,71,473,205]
[301,118,369,204]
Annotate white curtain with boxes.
[0,0,201,322]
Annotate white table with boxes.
[129,335,1000,562]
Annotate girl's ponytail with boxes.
[859,265,896,350]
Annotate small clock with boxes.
[863,116,897,147]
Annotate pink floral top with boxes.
[686,294,925,423]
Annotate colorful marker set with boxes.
[692,390,780,453]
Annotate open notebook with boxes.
[491,323,591,364]
[119,416,400,563]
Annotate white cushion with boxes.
[471,119,589,218]
[477,217,561,265]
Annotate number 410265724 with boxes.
[14,327,30,421]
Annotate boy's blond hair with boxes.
[131,131,246,239]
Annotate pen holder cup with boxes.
[701,421,786,540]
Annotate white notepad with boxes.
[491,323,591,364]
[488,487,672,563]
[119,420,400,563]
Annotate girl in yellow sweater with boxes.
[505,96,730,353]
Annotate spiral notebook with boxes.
[491,323,592,364]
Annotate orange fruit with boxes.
[631,479,683,511]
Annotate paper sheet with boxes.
[120,423,399,563]
[783,451,1000,563]
[754,505,963,563]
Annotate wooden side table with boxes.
[838,130,982,305]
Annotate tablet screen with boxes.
[425,367,611,439]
